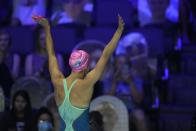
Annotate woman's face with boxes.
[38,30,46,50]
[14,95,27,112]
[0,33,10,52]
[126,44,145,59]
[115,55,127,70]
[125,44,148,69]
[64,0,86,20]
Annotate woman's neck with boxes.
[69,72,84,80]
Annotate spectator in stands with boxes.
[131,0,181,53]
[0,30,21,100]
[27,107,54,131]
[12,0,47,25]
[133,0,179,27]
[109,54,148,131]
[0,30,21,79]
[0,90,34,131]
[25,27,64,80]
[116,32,156,84]
[51,0,93,26]
[114,32,159,131]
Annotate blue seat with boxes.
[7,26,34,54]
[131,27,165,58]
[51,27,78,54]
[94,0,134,27]
[168,75,196,105]
[83,27,116,44]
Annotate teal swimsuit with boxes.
[58,79,90,131]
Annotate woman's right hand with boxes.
[32,15,49,28]
[117,14,125,31]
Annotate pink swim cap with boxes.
[69,50,89,72]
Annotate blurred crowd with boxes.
[0,0,196,131]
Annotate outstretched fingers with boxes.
[118,14,125,30]
[32,15,49,27]
[32,15,44,21]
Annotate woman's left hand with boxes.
[32,15,49,28]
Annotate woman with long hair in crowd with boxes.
[0,90,34,131]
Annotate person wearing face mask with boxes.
[32,14,124,131]
[27,107,54,131]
